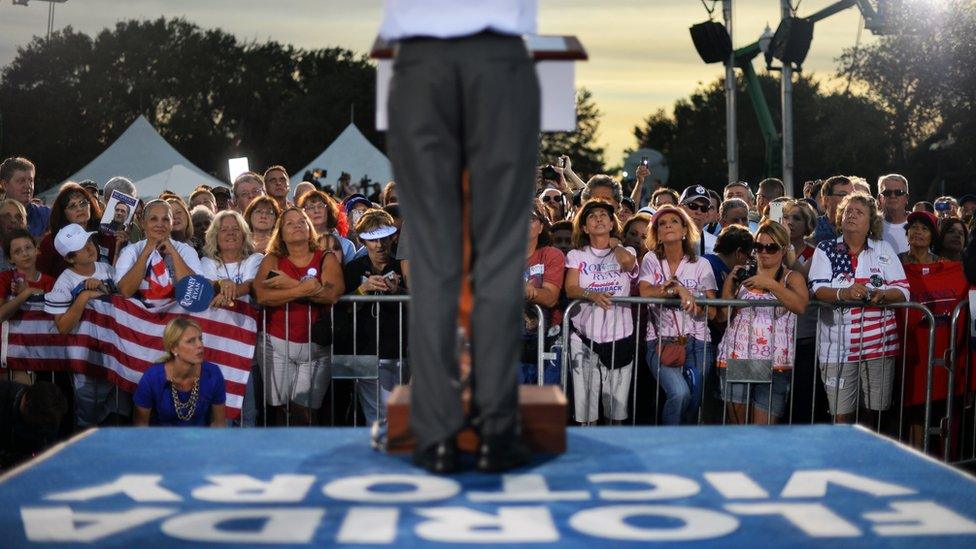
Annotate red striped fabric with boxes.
[1,296,258,419]
[143,253,174,300]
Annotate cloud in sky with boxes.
[0,0,872,165]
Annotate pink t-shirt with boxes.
[638,253,717,342]
[566,245,637,343]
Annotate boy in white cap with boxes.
[44,223,130,427]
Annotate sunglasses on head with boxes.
[685,201,710,212]
[881,189,906,198]
[754,242,782,254]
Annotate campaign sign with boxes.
[175,274,215,313]
[100,190,138,234]
[2,426,975,547]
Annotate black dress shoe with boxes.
[476,436,531,472]
[413,439,458,474]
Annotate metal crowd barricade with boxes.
[810,300,937,453]
[258,301,331,427]
[254,296,555,427]
[947,299,974,465]
[559,296,938,450]
[561,296,786,427]
[524,304,551,386]
[330,295,410,427]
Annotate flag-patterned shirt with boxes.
[808,236,909,362]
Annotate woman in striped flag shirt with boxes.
[808,192,909,424]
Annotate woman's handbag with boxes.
[659,309,687,367]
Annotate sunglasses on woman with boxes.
[540,194,561,204]
[754,242,782,254]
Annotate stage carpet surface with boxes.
[2,425,975,547]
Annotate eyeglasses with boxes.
[541,194,561,204]
[253,209,275,216]
[754,242,782,254]
[65,200,88,211]
[684,202,709,213]
[880,189,906,198]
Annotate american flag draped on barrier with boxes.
[0,295,258,420]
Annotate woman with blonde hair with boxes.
[254,206,344,425]
[808,192,908,424]
[781,199,818,273]
[716,221,809,424]
[622,212,652,263]
[201,210,263,307]
[133,317,227,427]
[638,205,718,425]
[167,198,195,246]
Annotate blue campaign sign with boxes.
[2,425,976,547]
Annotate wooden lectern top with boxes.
[370,34,588,61]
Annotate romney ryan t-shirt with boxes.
[566,245,637,343]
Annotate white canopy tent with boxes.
[290,123,393,189]
[40,115,226,202]
[129,164,226,202]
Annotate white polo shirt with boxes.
[380,0,537,40]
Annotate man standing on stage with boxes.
[381,0,540,473]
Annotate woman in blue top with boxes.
[133,317,227,427]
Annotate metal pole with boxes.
[780,0,795,197]
[723,0,738,184]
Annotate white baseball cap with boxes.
[54,223,96,258]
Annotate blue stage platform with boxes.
[2,425,975,547]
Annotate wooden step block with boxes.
[386,384,567,455]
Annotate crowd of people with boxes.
[1,152,975,468]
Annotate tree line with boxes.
[0,18,379,193]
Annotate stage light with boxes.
[769,17,814,67]
[689,20,733,64]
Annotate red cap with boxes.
[906,211,938,235]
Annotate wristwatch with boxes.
[666,286,677,297]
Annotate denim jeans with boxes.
[357,359,408,426]
[646,337,712,425]
[239,361,260,427]
[518,360,562,385]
